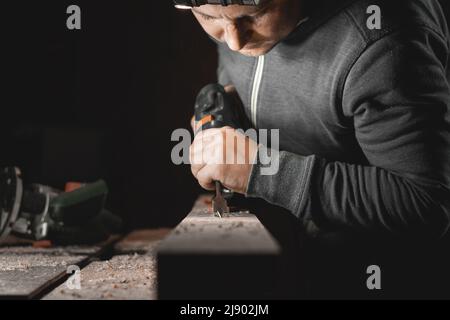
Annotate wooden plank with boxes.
[44,229,169,300]
[44,254,157,300]
[0,237,120,299]
[156,196,281,300]
[114,229,171,255]
[0,246,88,299]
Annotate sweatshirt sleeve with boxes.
[246,28,450,237]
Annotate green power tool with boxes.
[0,167,122,245]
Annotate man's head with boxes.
[189,0,304,56]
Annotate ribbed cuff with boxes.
[245,145,315,219]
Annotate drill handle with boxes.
[194,83,250,133]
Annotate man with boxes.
[187,0,450,240]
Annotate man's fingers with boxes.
[190,115,195,132]
[190,129,222,178]
[196,166,217,191]
[190,127,240,190]
[190,130,226,166]
[189,139,215,167]
[191,162,204,179]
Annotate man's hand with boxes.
[190,126,258,194]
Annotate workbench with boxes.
[0,229,169,300]
[6,194,438,300]
[0,195,279,300]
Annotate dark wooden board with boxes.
[156,196,281,299]
[44,229,170,300]
[0,237,119,299]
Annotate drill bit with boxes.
[212,181,229,218]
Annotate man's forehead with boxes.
[194,0,273,17]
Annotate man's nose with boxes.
[224,23,247,51]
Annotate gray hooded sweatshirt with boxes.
[217,0,450,237]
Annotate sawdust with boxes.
[0,254,75,271]
[43,231,166,300]
[0,245,101,256]
[0,246,86,272]
[114,229,170,254]
[44,252,158,300]
[0,243,102,273]
[0,248,87,297]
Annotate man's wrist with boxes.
[244,143,263,196]
[245,146,315,221]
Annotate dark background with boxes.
[4,1,219,230]
[3,1,450,232]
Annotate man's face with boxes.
[191,0,303,57]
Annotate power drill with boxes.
[194,84,249,216]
